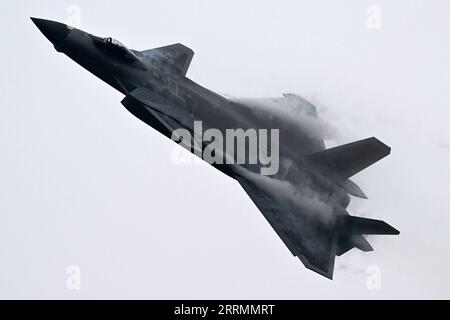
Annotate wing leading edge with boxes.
[235,168,399,279]
[235,173,338,279]
[139,43,194,76]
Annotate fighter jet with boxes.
[32,18,399,279]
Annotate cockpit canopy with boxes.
[100,37,140,64]
[103,37,125,47]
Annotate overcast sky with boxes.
[1,0,449,299]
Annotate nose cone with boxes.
[31,18,70,46]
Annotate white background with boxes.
[0,0,449,298]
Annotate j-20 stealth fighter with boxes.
[32,18,399,279]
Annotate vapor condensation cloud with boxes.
[230,95,338,140]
